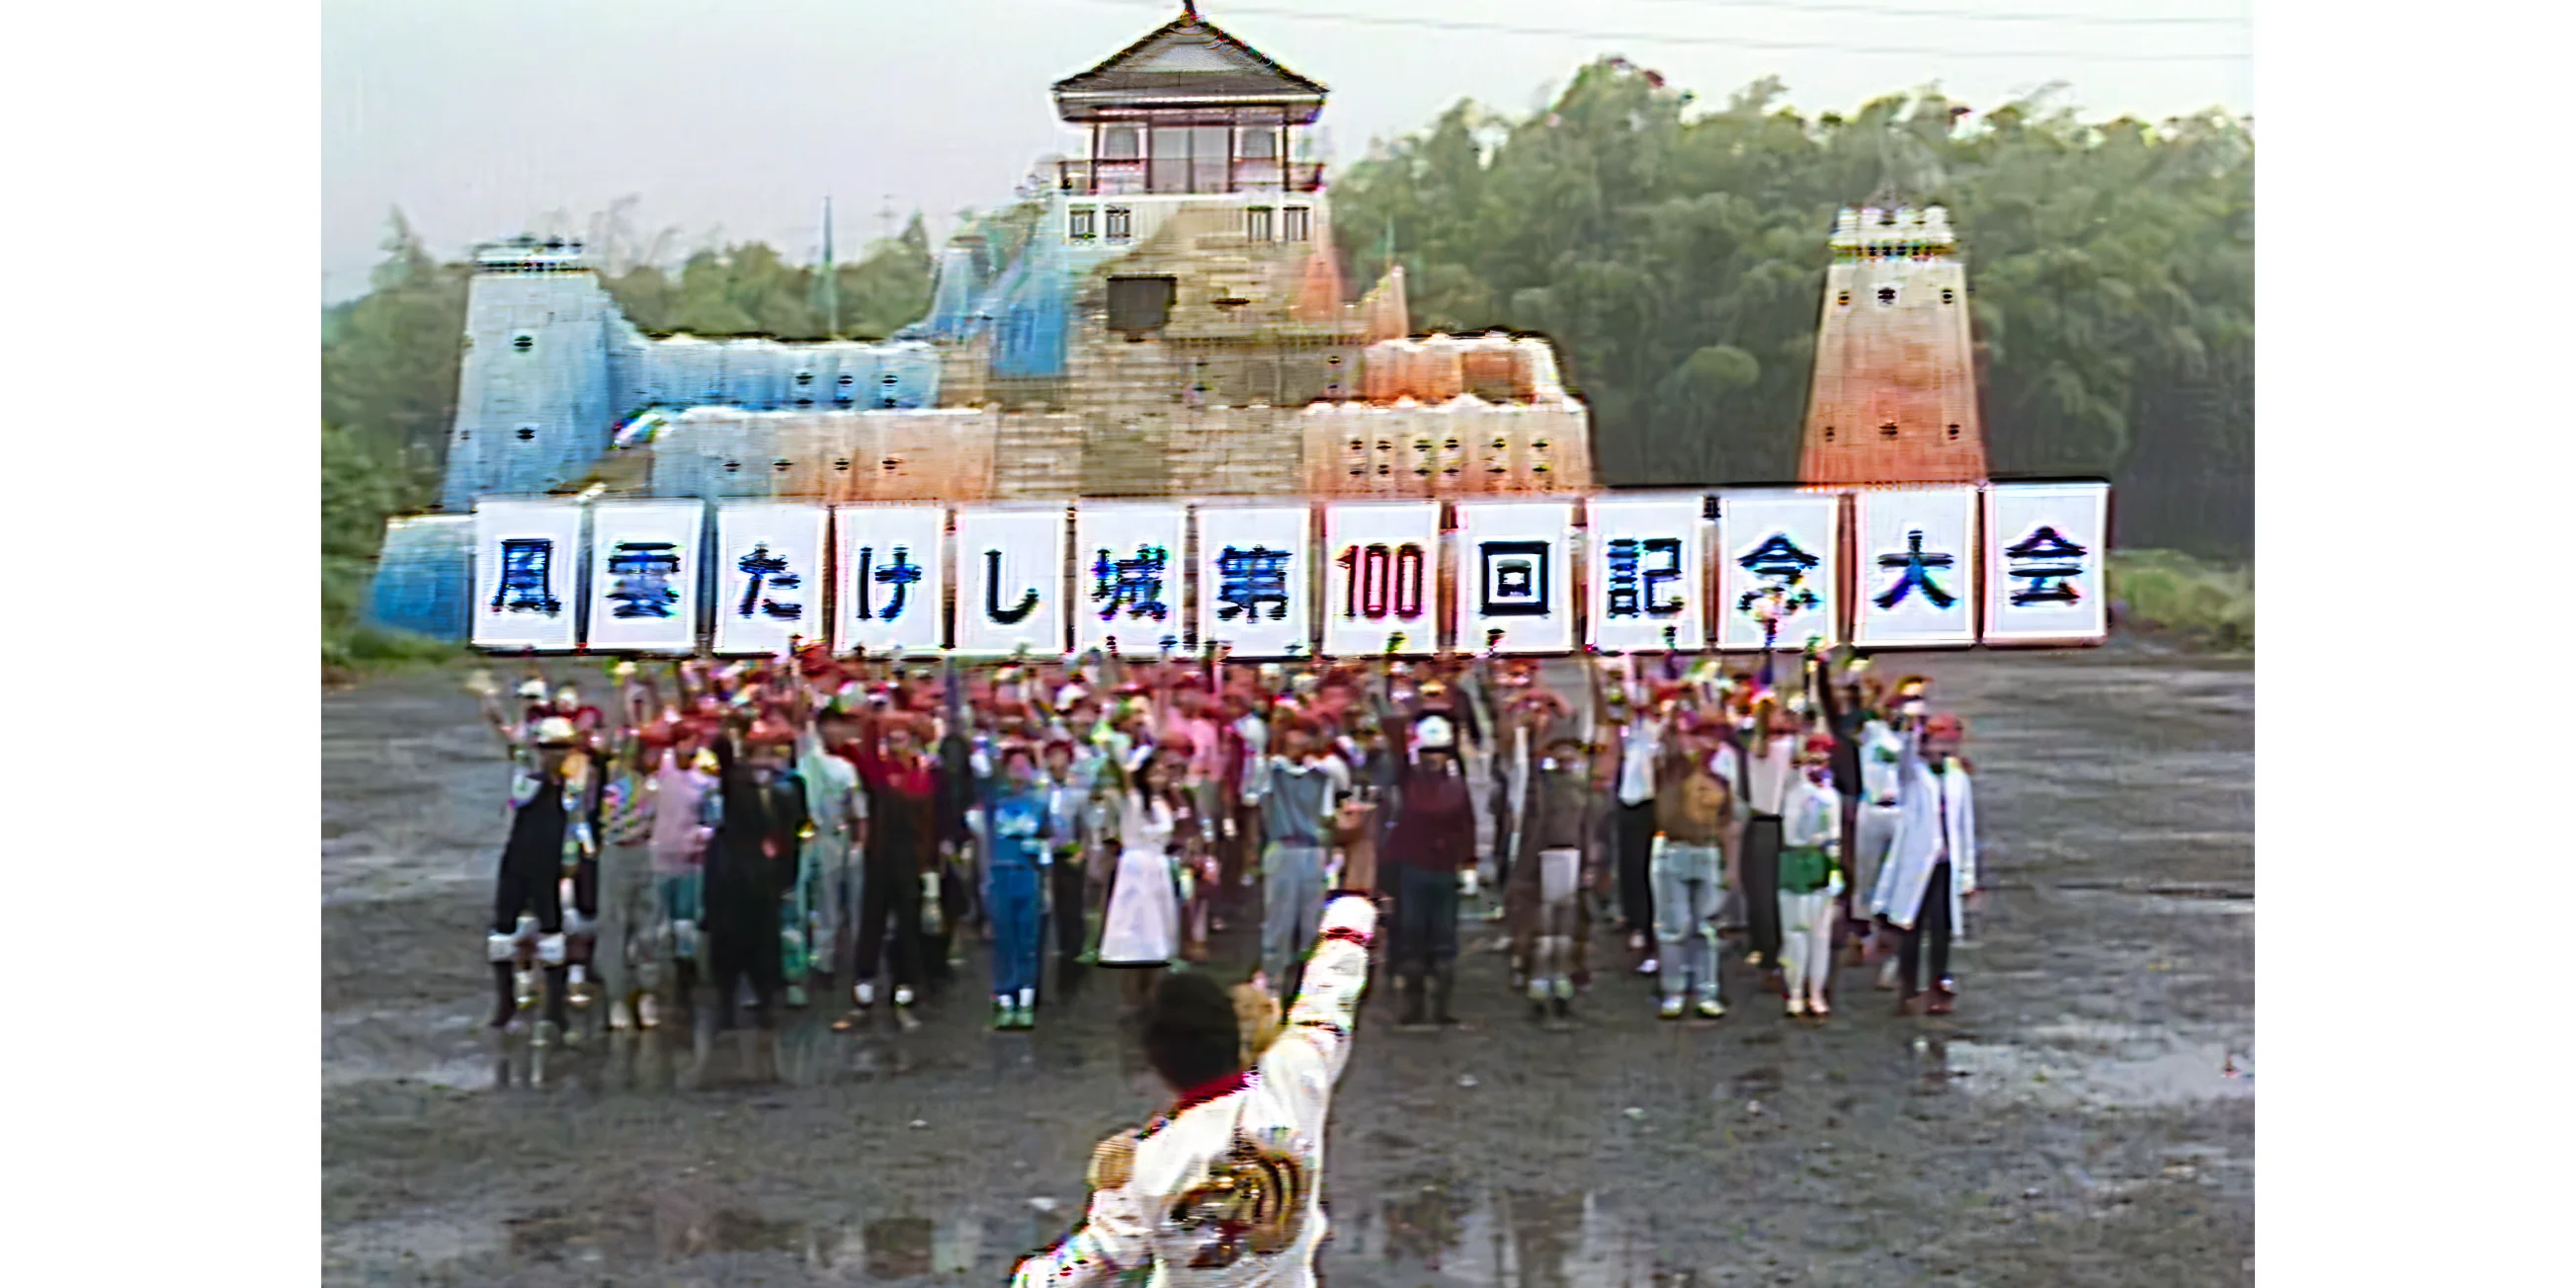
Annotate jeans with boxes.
[1261,843,1327,990]
[987,864,1043,1001]
[1390,864,1461,981]
[1651,841,1725,1001]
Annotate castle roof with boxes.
[1052,4,1326,122]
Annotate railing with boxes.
[1056,159,1323,196]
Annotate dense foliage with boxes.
[319,63,2252,669]
[1329,63,2252,557]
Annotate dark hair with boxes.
[1143,971,1242,1092]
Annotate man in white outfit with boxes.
[1011,893,1375,1288]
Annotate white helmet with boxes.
[535,716,580,748]
[1414,715,1456,752]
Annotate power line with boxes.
[1084,0,2250,61]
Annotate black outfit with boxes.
[1812,663,1870,938]
[1615,797,1657,939]
[490,776,570,1029]
[704,745,808,1030]
[853,757,938,997]
[1740,813,1784,963]
[1899,862,1955,996]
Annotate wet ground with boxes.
[322,646,2253,1286]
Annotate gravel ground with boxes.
[322,646,2253,1286]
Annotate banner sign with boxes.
[471,500,584,652]
[1853,488,1979,648]
[1075,503,1190,658]
[712,503,829,656]
[833,504,946,656]
[1321,501,1441,657]
[1983,482,2110,644]
[1195,504,1314,659]
[1716,492,1842,652]
[584,500,705,654]
[456,487,2114,656]
[1586,495,1704,654]
[1455,500,1577,655]
[955,507,1069,655]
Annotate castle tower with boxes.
[1795,204,1987,485]
[437,237,621,509]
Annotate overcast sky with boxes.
[320,0,2251,302]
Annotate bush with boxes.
[2108,548,2254,651]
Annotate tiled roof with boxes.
[1052,9,1326,110]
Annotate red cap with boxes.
[1801,733,1839,760]
[1923,713,1966,740]
[744,718,797,749]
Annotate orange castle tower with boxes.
[1795,203,1987,485]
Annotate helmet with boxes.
[1414,715,1456,752]
[535,716,580,748]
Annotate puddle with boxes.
[1343,1182,1661,1287]
[1938,1019,2255,1110]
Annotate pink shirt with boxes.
[647,753,713,876]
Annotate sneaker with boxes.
[1016,1004,1038,1030]
[993,998,1015,1030]
[1926,985,1955,1015]
[1808,993,1832,1017]
[1658,995,1686,1020]
[785,985,808,1008]
[533,1019,561,1050]
[1635,956,1659,977]
[1696,996,1727,1020]
[892,985,916,1007]
[1786,995,1807,1017]
[854,981,877,1008]
[639,995,662,1030]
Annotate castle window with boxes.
[881,457,901,472]
[512,332,535,354]
[1947,423,1960,441]
[515,425,537,442]
[794,370,813,385]
[837,372,856,386]
[1876,285,1896,306]
[774,459,790,472]
[1105,206,1132,242]
[1283,206,1312,242]
[1879,423,1899,439]
[1823,427,1835,443]
[1246,206,1274,241]
[834,458,852,472]
[1069,206,1097,241]
[1941,288,1955,305]
[1836,290,1851,307]
[723,460,741,473]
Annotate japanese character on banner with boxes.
[1195,505,1312,659]
[605,542,681,618]
[713,503,829,656]
[1980,482,2110,645]
[1852,488,1975,649]
[492,539,562,616]
[1214,545,1292,622]
[1715,493,1839,652]
[833,505,946,655]
[473,500,584,652]
[1587,496,1705,654]
[734,544,805,621]
[956,507,1068,655]
[1091,544,1172,622]
[1455,501,1575,656]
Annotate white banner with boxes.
[1586,495,1705,654]
[834,504,947,656]
[1196,505,1315,660]
[471,500,584,651]
[1075,504,1190,657]
[1984,482,2110,644]
[1454,501,1578,655]
[711,503,829,656]
[956,507,1068,656]
[584,500,705,653]
[1321,501,1441,657]
[1853,488,1979,648]
[1716,492,1842,652]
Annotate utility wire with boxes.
[1082,0,2250,61]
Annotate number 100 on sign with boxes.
[1322,501,1440,656]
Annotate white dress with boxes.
[1099,790,1182,967]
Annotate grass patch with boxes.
[321,621,465,685]
[2108,548,2254,651]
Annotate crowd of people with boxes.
[468,640,1980,1051]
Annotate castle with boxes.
[367,5,1992,642]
